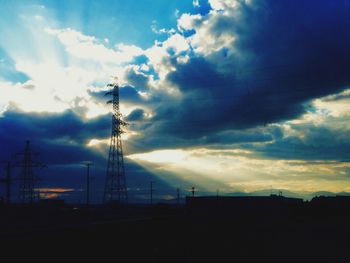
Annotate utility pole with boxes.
[83,162,93,206]
[103,80,128,204]
[191,187,195,197]
[0,161,13,204]
[150,181,154,205]
[177,188,180,205]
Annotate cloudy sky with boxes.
[1,0,350,202]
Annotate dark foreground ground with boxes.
[0,204,349,262]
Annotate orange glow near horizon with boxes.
[37,188,75,193]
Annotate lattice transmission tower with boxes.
[15,141,45,203]
[103,81,128,204]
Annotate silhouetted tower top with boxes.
[15,141,45,203]
[103,81,128,204]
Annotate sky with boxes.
[0,0,350,203]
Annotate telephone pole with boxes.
[150,181,154,205]
[177,188,180,205]
[191,187,195,197]
[83,162,93,206]
[103,80,128,204]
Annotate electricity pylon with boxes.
[103,81,128,204]
[15,141,45,203]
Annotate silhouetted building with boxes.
[310,195,350,214]
[39,199,65,206]
[186,195,304,215]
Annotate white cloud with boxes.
[151,19,178,39]
[313,90,350,118]
[177,13,202,31]
[145,34,190,80]
[45,27,144,64]
[190,15,235,57]
[0,22,150,117]
[0,80,66,113]
[0,58,118,116]
[163,33,189,54]
[151,22,176,35]
[276,89,350,147]
[176,3,240,60]
[209,0,240,11]
[116,43,144,59]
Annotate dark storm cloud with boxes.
[126,123,283,155]
[0,109,110,143]
[204,125,283,145]
[124,67,150,91]
[138,0,350,150]
[89,85,146,105]
[0,109,110,165]
[126,108,146,122]
[254,124,350,161]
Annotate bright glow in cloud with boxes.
[129,149,189,164]
[129,148,350,193]
[46,28,144,64]
[313,90,350,118]
[87,138,109,147]
[0,80,66,113]
[283,88,350,138]
[0,18,147,117]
